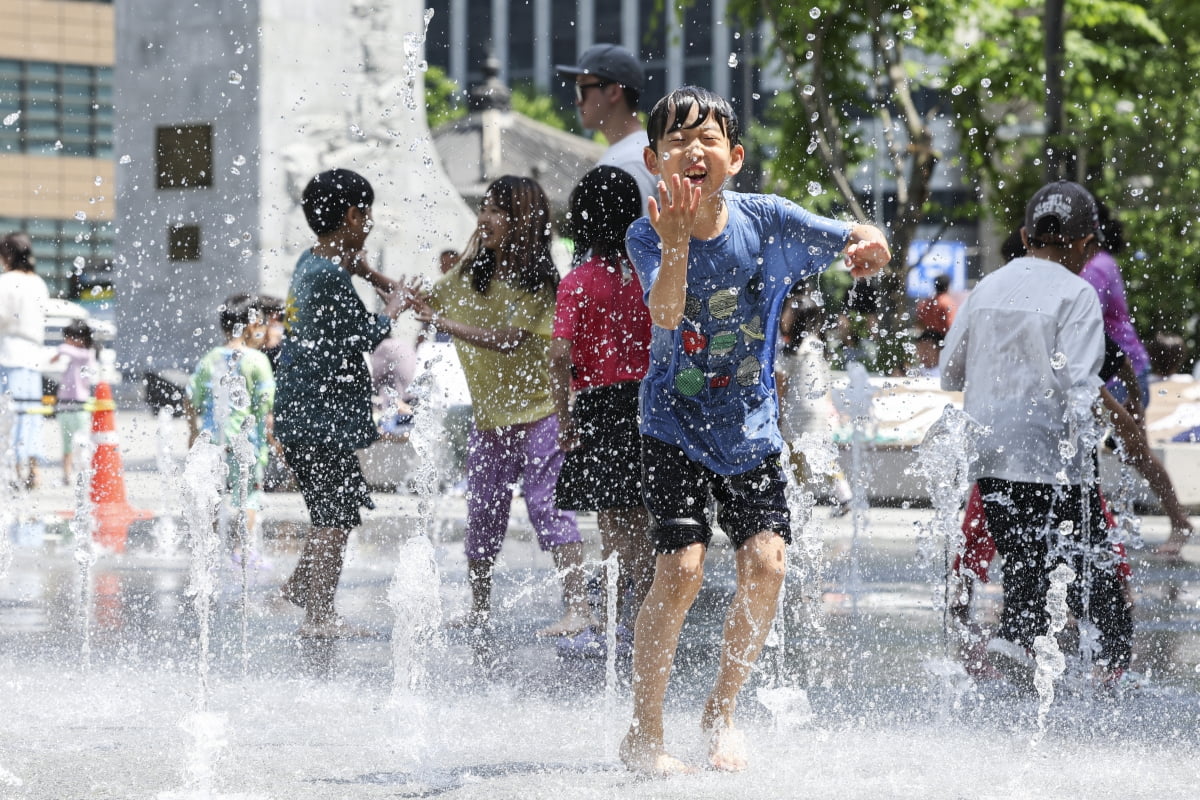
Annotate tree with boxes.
[729,1,952,371]
[424,65,581,134]
[732,0,1200,365]
[938,0,1200,354]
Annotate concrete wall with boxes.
[114,0,262,374]
[115,0,475,375]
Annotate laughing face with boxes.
[645,104,744,202]
[475,196,512,251]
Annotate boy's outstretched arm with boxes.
[646,175,701,330]
[844,224,891,279]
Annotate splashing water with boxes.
[0,399,20,787]
[399,8,436,111]
[152,407,182,557]
[910,406,982,618]
[909,405,983,712]
[181,435,224,708]
[1032,562,1076,747]
[71,433,97,669]
[388,534,443,764]
[155,434,267,799]
[833,363,877,611]
[762,431,834,699]
[0,396,15,580]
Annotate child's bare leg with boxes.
[701,531,786,771]
[597,507,655,630]
[620,544,705,775]
[538,541,596,636]
[301,526,350,625]
[466,556,495,626]
[612,507,656,627]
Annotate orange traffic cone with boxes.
[89,382,153,552]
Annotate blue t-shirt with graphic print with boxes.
[627,191,851,476]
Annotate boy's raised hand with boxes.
[648,174,702,247]
[844,224,892,278]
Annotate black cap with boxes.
[556,44,644,93]
[1025,180,1100,244]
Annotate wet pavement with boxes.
[1,407,1200,798]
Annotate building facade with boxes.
[113,0,473,375]
[0,0,114,310]
[426,0,759,127]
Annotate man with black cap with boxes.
[557,44,656,208]
[940,180,1133,689]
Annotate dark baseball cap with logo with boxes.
[1024,180,1100,244]
[556,44,644,94]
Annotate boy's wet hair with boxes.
[567,166,641,268]
[302,168,374,236]
[219,292,255,337]
[63,318,93,349]
[646,86,740,151]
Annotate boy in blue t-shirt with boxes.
[620,86,890,775]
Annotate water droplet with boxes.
[806,181,823,197]
[1050,351,1067,369]
[94,176,103,186]
[3,111,19,126]
[228,71,243,85]
[223,214,236,225]
[809,6,821,18]
[1058,440,1077,459]
[233,155,246,166]
[801,84,816,98]
[951,85,964,96]
[73,256,86,269]
[74,211,86,221]
[54,140,64,150]
[349,124,363,137]
[119,154,132,165]
[727,53,739,68]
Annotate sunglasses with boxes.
[574,81,610,102]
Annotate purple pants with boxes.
[465,414,580,561]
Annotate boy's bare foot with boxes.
[618,731,696,776]
[536,609,596,638]
[704,721,748,772]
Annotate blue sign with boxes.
[906,240,967,298]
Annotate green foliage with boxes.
[936,0,1200,353]
[424,65,467,130]
[424,69,579,136]
[510,81,581,134]
[732,0,1200,361]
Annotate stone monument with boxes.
[114,0,474,376]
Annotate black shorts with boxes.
[554,381,644,511]
[280,441,373,530]
[640,434,791,553]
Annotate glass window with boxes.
[168,225,202,261]
[156,124,214,189]
[3,59,113,156]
